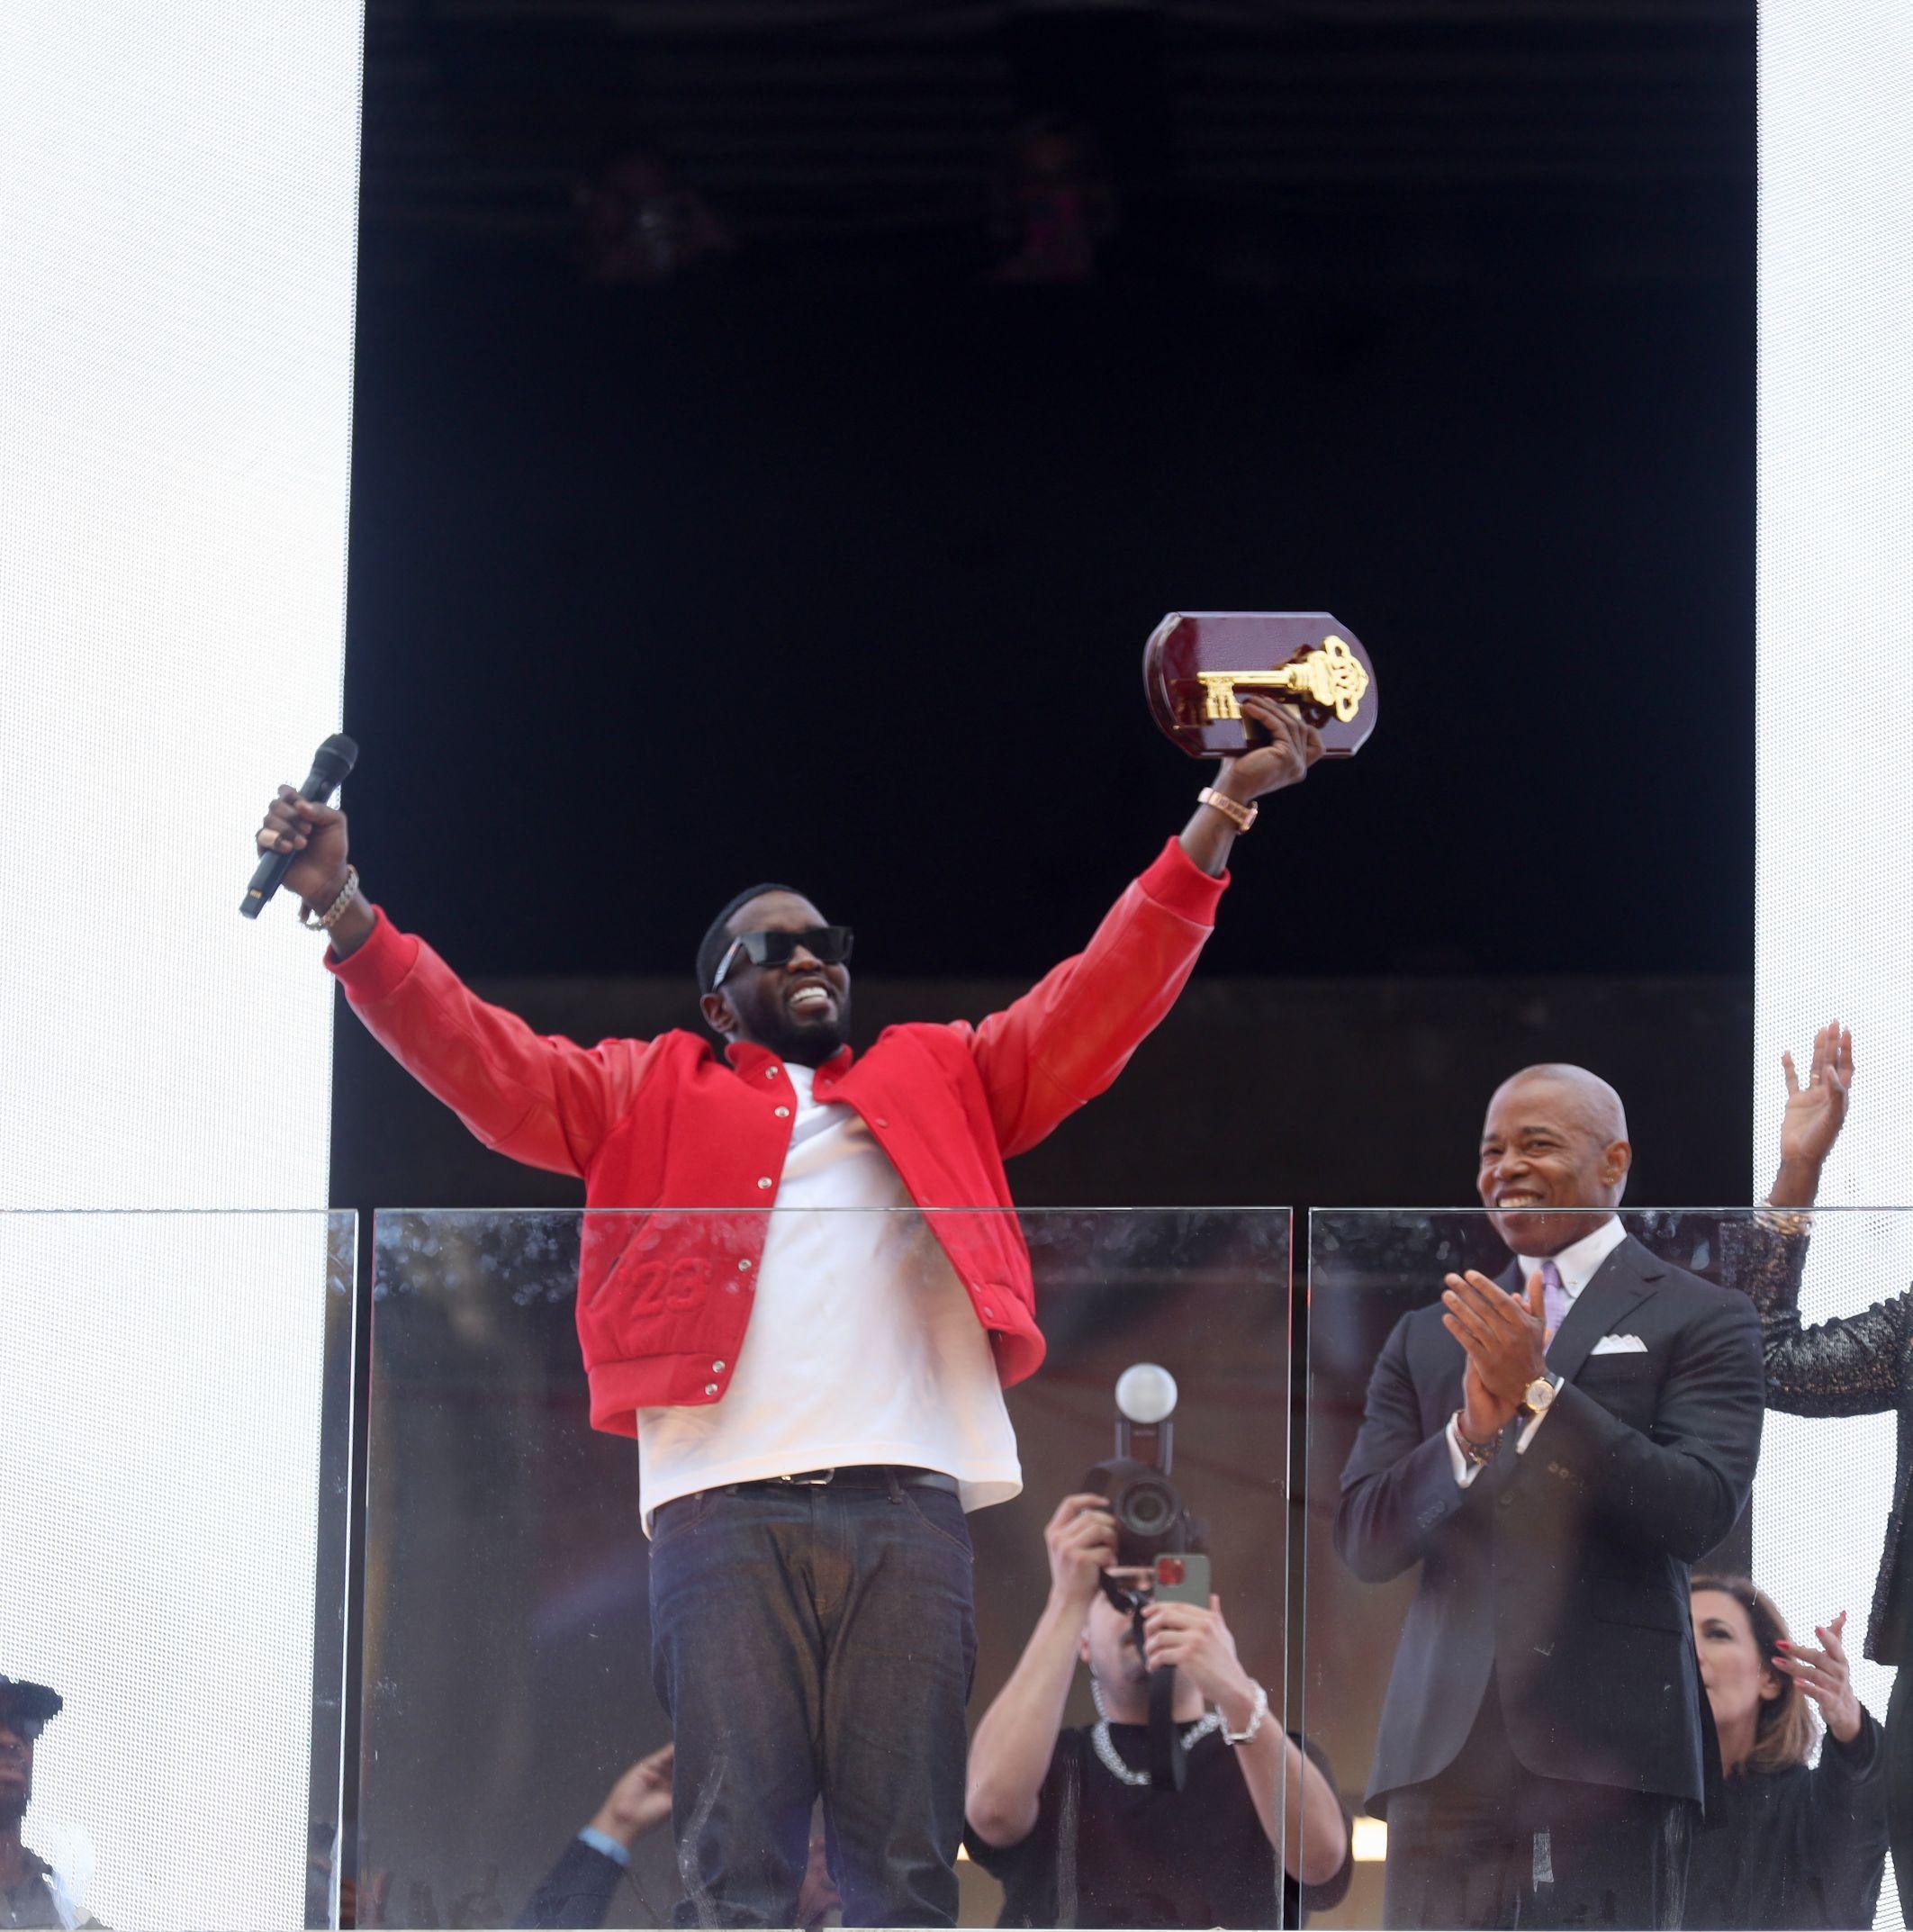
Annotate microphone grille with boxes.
[313,733,359,780]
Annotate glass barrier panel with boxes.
[0,1210,357,1932]
[361,1206,1317,1928]
[1304,1207,1905,1931]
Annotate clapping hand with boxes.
[1775,1610,1864,1745]
[1442,1269,1548,1437]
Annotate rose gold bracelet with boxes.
[1197,787,1258,833]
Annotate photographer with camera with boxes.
[965,1493,1350,1927]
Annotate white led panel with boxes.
[0,2,364,1926]
[1757,5,1913,1924]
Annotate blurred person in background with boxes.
[1684,1578,1886,1928]
[577,142,732,285]
[0,1676,102,1932]
[526,1741,676,1928]
[525,1743,842,1930]
[964,1494,1350,1927]
[1727,1020,1913,1919]
[990,117,1117,284]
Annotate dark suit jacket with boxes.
[1334,1232,1765,1813]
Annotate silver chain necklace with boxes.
[1088,1676,1221,1787]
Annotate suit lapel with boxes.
[1544,1235,1661,1383]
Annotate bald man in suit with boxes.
[1336,1065,1765,1928]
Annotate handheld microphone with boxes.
[239,733,358,918]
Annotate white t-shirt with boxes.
[636,1062,1024,1530]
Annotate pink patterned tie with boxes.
[1540,1259,1571,1341]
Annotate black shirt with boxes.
[1683,1711,1889,1930]
[968,1724,1352,1929]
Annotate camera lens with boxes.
[1119,1478,1178,1536]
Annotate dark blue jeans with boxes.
[648,1475,978,1928]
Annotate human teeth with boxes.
[790,988,829,1008]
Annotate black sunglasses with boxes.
[712,925,854,990]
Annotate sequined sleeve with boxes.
[1722,1214,1908,1417]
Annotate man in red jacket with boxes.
[257,693,1314,1928]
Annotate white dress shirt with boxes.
[1446,1214,1627,1487]
[636,1062,1023,1530]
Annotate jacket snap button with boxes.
[704,1382,719,1396]
[982,1304,997,1319]
[737,1258,753,1271]
[756,1177,772,1190]
[712,1359,726,1373]
[874,1117,889,1129]
[775,1106,790,1118]
[765,1068,779,1079]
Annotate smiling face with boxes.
[1691,1586,1783,1742]
[1477,1066,1631,1257]
[699,890,852,1068]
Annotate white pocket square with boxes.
[1591,1333,1648,1355]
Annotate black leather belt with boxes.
[734,1464,959,1495]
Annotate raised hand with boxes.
[587,1740,675,1849]
[256,782,376,953]
[257,784,350,910]
[1140,1593,1259,1716]
[1775,1610,1864,1745]
[1043,1493,1119,1619]
[1773,1022,1854,1205]
[1218,694,1323,801]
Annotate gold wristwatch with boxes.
[1520,1372,1562,1419]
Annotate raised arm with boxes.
[965,1495,1116,1848]
[1728,1216,1908,1417]
[1726,1020,1907,1415]
[962,698,1320,1157]
[257,786,644,1175]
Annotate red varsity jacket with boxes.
[329,838,1228,1433]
